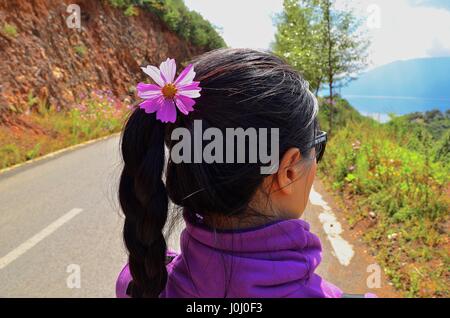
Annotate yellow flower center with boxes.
[161,83,177,99]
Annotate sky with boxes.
[184,0,450,69]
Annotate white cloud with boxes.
[184,0,283,49]
[346,0,450,67]
[427,38,450,56]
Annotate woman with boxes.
[116,48,373,298]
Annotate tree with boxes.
[320,0,368,134]
[273,0,325,95]
[273,0,369,134]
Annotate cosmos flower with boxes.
[136,58,201,123]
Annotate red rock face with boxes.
[0,0,206,114]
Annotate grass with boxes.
[2,23,18,38]
[2,92,448,297]
[108,0,226,50]
[124,5,139,17]
[73,44,88,57]
[0,90,130,170]
[317,98,450,297]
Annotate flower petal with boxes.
[156,99,177,123]
[136,83,162,99]
[177,81,200,91]
[174,64,196,86]
[178,89,201,98]
[175,95,196,114]
[139,97,162,114]
[159,58,176,83]
[141,65,165,87]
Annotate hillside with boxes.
[318,99,449,297]
[0,0,223,168]
[341,57,450,100]
[0,0,216,117]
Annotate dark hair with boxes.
[119,48,319,297]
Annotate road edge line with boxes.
[0,133,121,176]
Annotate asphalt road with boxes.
[0,136,396,297]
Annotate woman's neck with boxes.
[202,210,282,231]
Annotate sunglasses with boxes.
[310,130,327,163]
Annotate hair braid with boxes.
[119,108,168,298]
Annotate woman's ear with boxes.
[274,147,302,195]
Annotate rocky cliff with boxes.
[0,0,206,117]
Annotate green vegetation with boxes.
[317,97,367,132]
[388,110,450,165]
[27,91,39,109]
[318,103,450,297]
[274,0,448,296]
[274,0,368,133]
[2,22,18,38]
[108,0,226,50]
[0,90,129,169]
[73,44,88,57]
[124,4,139,16]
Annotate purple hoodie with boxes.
[116,214,370,298]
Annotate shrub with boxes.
[2,23,18,38]
[108,0,226,50]
[318,104,450,297]
[74,44,88,57]
[124,5,139,17]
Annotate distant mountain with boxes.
[340,57,450,100]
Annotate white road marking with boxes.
[0,208,83,270]
[309,187,354,266]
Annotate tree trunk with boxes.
[325,0,333,135]
[314,77,322,96]
[329,79,333,135]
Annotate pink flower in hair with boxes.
[136,58,202,123]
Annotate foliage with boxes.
[73,44,88,57]
[124,5,139,17]
[388,110,450,165]
[317,95,369,131]
[389,109,450,141]
[273,0,325,94]
[318,102,450,297]
[318,0,369,91]
[108,0,226,50]
[2,22,18,38]
[273,0,369,133]
[0,90,129,169]
[27,91,39,108]
[274,0,368,93]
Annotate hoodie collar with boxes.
[184,212,321,254]
[161,213,326,297]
